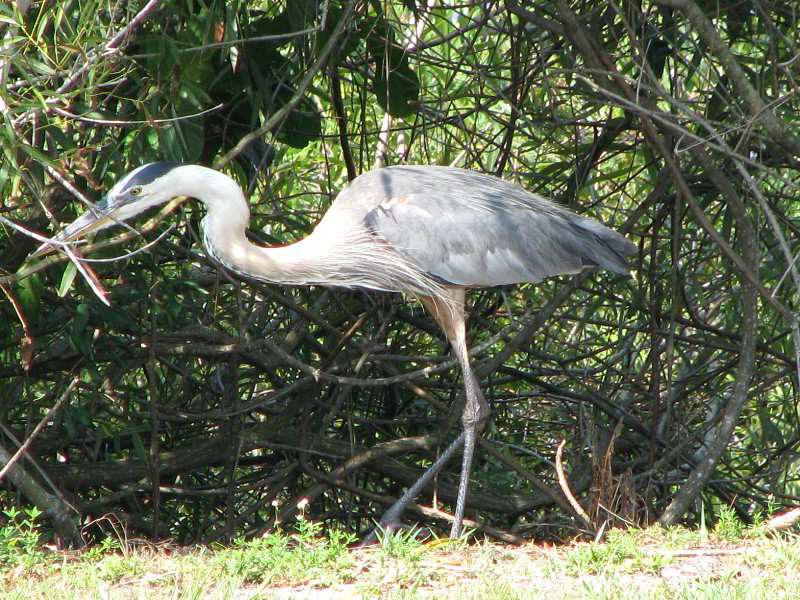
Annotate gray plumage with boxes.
[33,162,636,540]
[342,166,635,287]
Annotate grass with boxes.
[0,510,798,599]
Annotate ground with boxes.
[2,523,799,599]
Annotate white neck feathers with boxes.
[165,165,442,296]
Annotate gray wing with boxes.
[344,166,635,287]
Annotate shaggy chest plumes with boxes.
[201,210,443,297]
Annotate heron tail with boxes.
[571,217,637,275]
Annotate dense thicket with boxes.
[1,0,798,546]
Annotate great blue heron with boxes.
[33,163,636,538]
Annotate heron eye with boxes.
[130,186,142,196]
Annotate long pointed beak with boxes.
[30,200,115,259]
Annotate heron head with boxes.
[31,162,182,258]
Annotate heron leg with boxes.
[421,289,489,538]
[447,314,489,537]
[366,289,487,542]
[360,430,465,546]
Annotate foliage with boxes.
[0,507,43,570]
[214,518,357,586]
[715,504,748,541]
[554,529,670,576]
[0,524,798,599]
[0,0,798,547]
[376,524,430,562]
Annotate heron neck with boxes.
[204,224,338,286]
[178,165,334,286]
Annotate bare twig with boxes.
[0,378,79,482]
[555,440,594,531]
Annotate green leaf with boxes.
[758,408,785,448]
[131,431,147,459]
[18,143,61,171]
[645,38,670,79]
[170,84,208,161]
[288,0,318,31]
[400,0,418,15]
[312,3,365,60]
[15,273,44,316]
[94,302,138,332]
[58,262,78,298]
[73,303,90,337]
[276,99,323,149]
[368,20,420,119]
[158,36,179,80]
[374,60,420,119]
[706,75,731,122]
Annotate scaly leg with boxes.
[447,321,489,537]
[421,289,489,538]
[368,288,488,541]
[361,431,465,546]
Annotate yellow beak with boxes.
[30,206,115,259]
